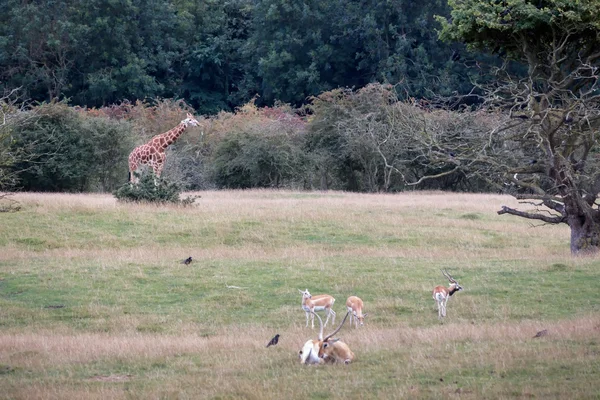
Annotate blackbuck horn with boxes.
[442,269,457,283]
[324,311,350,341]
[311,310,350,342]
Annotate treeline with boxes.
[0,0,485,114]
[5,84,498,193]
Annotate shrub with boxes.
[11,101,134,192]
[207,100,308,189]
[113,171,198,205]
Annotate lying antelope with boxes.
[433,269,463,318]
[299,289,336,329]
[346,296,367,328]
[298,311,355,365]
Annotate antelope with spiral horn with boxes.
[298,311,355,365]
[432,269,463,318]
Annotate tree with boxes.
[307,85,410,192]
[432,0,600,254]
[179,0,253,114]
[245,0,472,107]
[307,84,495,192]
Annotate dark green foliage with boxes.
[113,172,198,205]
[10,102,134,192]
[12,103,97,192]
[0,0,188,107]
[245,0,474,106]
[181,1,252,113]
[0,0,492,114]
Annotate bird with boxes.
[181,257,193,265]
[266,334,280,348]
[533,329,548,338]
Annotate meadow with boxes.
[0,190,599,399]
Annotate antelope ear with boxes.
[363,313,368,318]
[327,338,340,344]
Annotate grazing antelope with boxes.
[298,311,354,365]
[346,296,367,328]
[299,289,336,329]
[433,269,463,318]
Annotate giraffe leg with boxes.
[154,164,164,179]
[128,155,140,183]
[153,153,166,183]
[129,167,139,184]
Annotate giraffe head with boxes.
[182,113,200,128]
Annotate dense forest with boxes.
[0,0,484,113]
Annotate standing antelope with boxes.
[346,296,367,328]
[299,289,336,329]
[432,269,463,318]
[298,311,355,365]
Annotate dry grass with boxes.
[1,316,598,399]
[1,190,599,399]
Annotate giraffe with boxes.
[128,112,200,183]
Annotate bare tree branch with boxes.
[497,205,566,224]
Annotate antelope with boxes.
[346,296,367,328]
[298,311,354,365]
[299,289,336,329]
[433,269,463,318]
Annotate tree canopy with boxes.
[0,0,482,113]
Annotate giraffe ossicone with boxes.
[128,112,200,183]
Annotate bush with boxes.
[113,171,198,205]
[11,101,134,192]
[211,131,307,189]
[207,101,308,189]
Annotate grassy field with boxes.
[0,190,599,399]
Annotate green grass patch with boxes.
[0,191,597,399]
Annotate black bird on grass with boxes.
[533,329,548,338]
[266,334,280,348]
[181,257,193,265]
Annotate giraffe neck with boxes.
[158,122,187,147]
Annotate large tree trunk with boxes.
[552,154,600,254]
[568,211,600,254]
